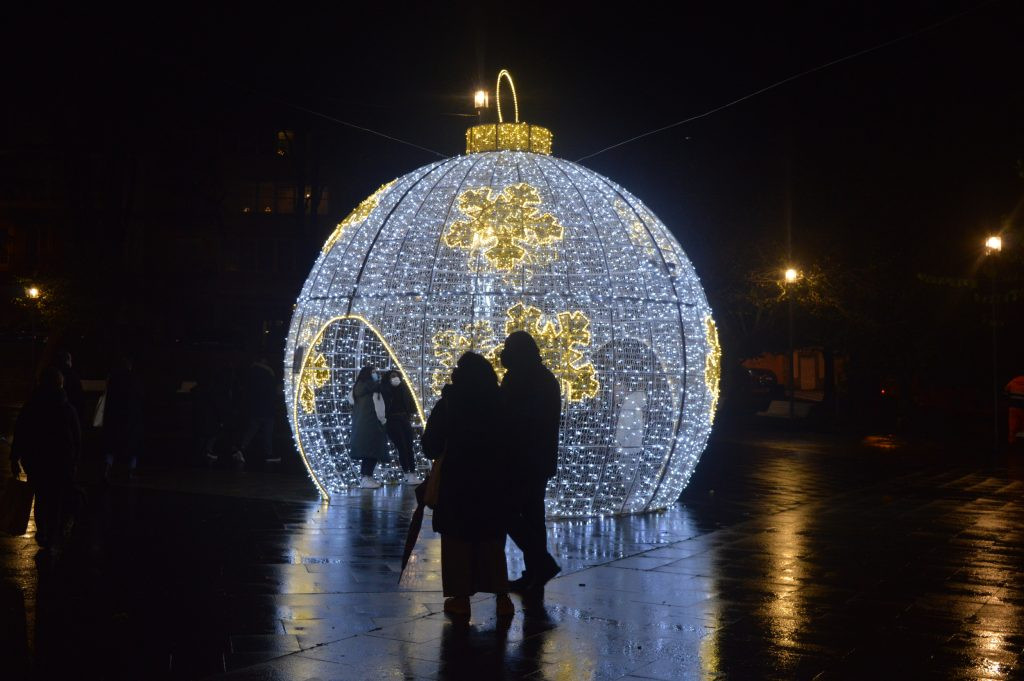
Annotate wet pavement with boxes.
[1,433,1023,680]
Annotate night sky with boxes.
[6,1,1022,337]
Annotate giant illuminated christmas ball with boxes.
[285,74,720,517]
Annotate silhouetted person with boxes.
[192,366,232,464]
[53,350,85,426]
[231,357,278,466]
[422,352,513,618]
[10,367,81,551]
[350,366,388,488]
[500,330,562,597]
[382,369,422,484]
[102,356,144,479]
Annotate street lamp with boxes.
[24,285,42,381]
[984,236,1001,458]
[782,267,801,419]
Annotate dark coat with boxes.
[238,361,277,419]
[421,383,508,540]
[104,366,144,446]
[11,387,81,483]
[350,378,388,461]
[500,362,562,481]
[382,378,416,418]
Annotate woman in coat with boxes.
[350,366,389,488]
[382,370,421,485]
[421,352,513,618]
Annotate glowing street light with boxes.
[474,89,489,109]
[983,234,1003,458]
[26,286,40,299]
[781,267,801,418]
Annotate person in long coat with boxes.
[102,356,144,479]
[10,367,81,550]
[382,370,421,484]
[500,330,563,598]
[350,366,389,488]
[421,352,513,618]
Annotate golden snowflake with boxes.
[443,182,564,272]
[298,350,330,414]
[321,180,396,254]
[430,320,496,395]
[500,303,599,401]
[430,303,599,402]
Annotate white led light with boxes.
[285,140,718,517]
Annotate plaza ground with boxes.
[1,430,1023,680]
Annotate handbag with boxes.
[423,450,445,509]
[0,477,34,536]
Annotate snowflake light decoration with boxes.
[443,182,564,272]
[285,72,719,516]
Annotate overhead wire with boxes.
[576,0,1001,163]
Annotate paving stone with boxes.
[2,432,1023,679]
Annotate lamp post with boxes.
[25,285,42,382]
[783,268,800,419]
[984,235,1001,460]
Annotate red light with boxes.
[880,389,886,395]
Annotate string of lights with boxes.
[285,78,720,517]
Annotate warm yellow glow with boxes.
[784,267,800,283]
[474,89,489,109]
[431,303,599,402]
[321,180,396,254]
[985,235,1002,252]
[465,123,552,154]
[502,303,599,401]
[25,286,40,299]
[297,352,329,414]
[443,182,563,272]
[495,69,519,123]
[704,316,721,421]
[430,320,496,394]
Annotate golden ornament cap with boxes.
[466,70,552,155]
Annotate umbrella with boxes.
[398,479,428,582]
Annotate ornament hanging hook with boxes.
[495,70,519,123]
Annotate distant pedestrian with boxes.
[10,367,81,551]
[192,366,232,464]
[421,352,513,618]
[500,330,563,599]
[53,350,85,426]
[1006,375,1024,445]
[350,366,389,488]
[102,356,144,479]
[231,357,278,466]
[382,370,422,484]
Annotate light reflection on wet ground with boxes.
[1,433,1022,679]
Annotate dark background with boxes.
[2,1,1022,445]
